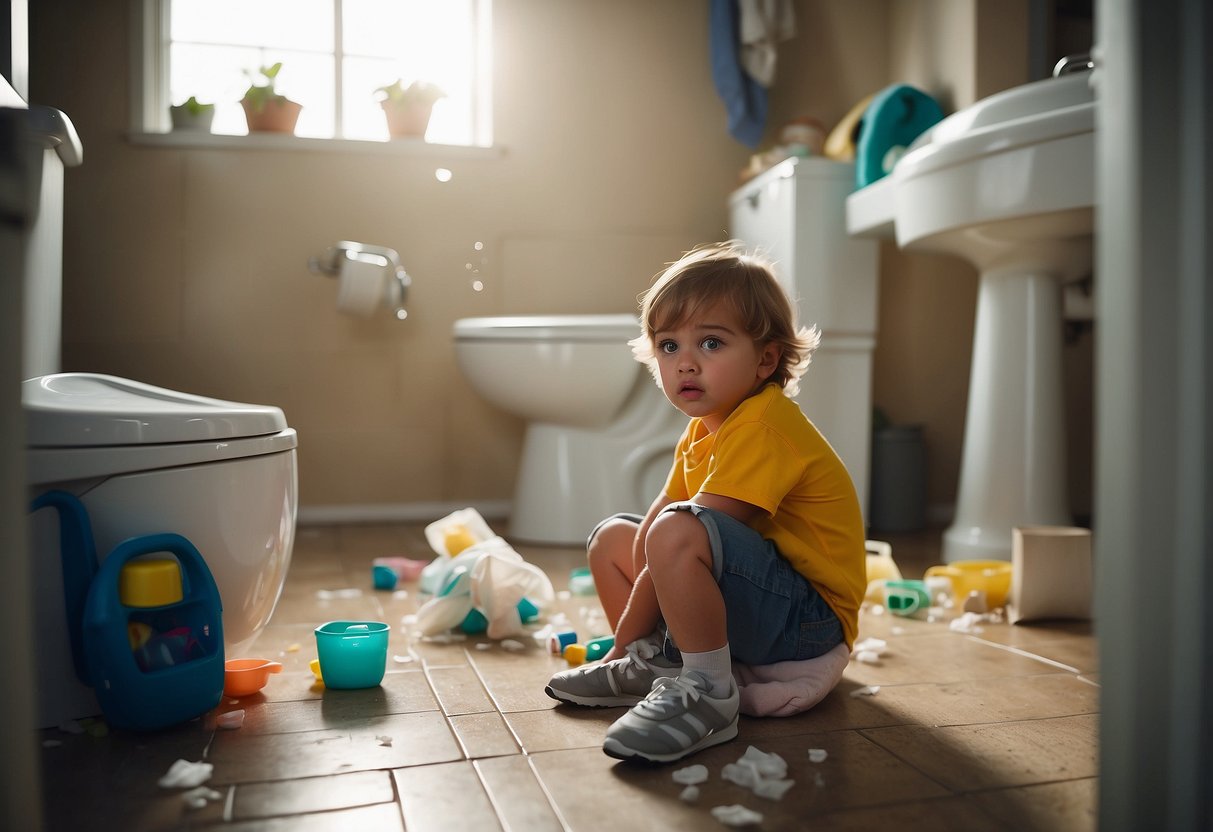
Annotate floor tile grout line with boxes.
[522,754,575,832]
[463,649,536,757]
[962,635,1084,673]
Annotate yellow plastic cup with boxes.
[924,560,1012,608]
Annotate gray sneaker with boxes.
[546,643,678,708]
[601,671,739,763]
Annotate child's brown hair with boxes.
[630,241,820,397]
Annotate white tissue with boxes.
[158,759,214,789]
[672,764,709,785]
[722,747,793,802]
[711,805,764,827]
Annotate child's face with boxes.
[651,301,780,431]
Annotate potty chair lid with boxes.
[24,373,289,447]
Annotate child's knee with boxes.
[588,517,637,567]
[646,510,710,569]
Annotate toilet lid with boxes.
[24,373,289,447]
[454,314,641,342]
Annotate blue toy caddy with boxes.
[31,491,225,732]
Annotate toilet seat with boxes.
[454,314,639,342]
[24,373,297,485]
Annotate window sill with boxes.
[127,130,504,158]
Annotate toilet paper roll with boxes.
[335,252,390,317]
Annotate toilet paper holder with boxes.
[308,240,412,320]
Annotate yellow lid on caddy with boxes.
[119,558,184,607]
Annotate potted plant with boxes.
[169,96,215,132]
[241,62,303,134]
[375,79,445,139]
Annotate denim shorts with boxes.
[594,505,844,666]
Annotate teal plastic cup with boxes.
[314,621,389,689]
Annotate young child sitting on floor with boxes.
[545,241,866,764]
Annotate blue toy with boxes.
[30,491,225,732]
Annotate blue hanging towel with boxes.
[710,0,767,148]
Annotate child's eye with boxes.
[658,340,678,354]
[701,337,722,351]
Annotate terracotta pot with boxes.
[242,98,303,134]
[381,101,435,139]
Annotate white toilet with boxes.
[848,69,1096,561]
[454,315,686,544]
[24,373,299,727]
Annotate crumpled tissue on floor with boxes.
[721,746,795,801]
[181,786,222,810]
[157,759,213,789]
[711,804,764,826]
[672,764,709,785]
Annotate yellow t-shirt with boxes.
[663,383,867,648]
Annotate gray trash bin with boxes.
[869,424,927,532]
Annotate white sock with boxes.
[679,644,733,697]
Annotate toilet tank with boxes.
[729,157,878,334]
[729,157,880,521]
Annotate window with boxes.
[137,0,492,146]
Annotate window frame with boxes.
[129,0,495,150]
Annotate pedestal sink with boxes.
[847,70,1095,561]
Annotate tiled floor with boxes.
[39,523,1099,831]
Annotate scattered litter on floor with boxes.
[376,735,393,747]
[414,514,555,640]
[568,567,596,595]
[949,609,1005,634]
[181,786,222,810]
[475,643,492,651]
[392,652,417,665]
[890,626,906,635]
[158,759,213,789]
[851,636,888,665]
[721,746,794,801]
[285,643,301,653]
[501,638,526,652]
[316,588,362,601]
[672,764,709,785]
[371,556,430,590]
[852,637,887,656]
[711,804,764,827]
[680,785,700,803]
[850,685,880,697]
[807,748,827,763]
[216,710,245,730]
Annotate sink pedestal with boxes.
[943,266,1074,561]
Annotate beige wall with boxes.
[29,0,1091,523]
